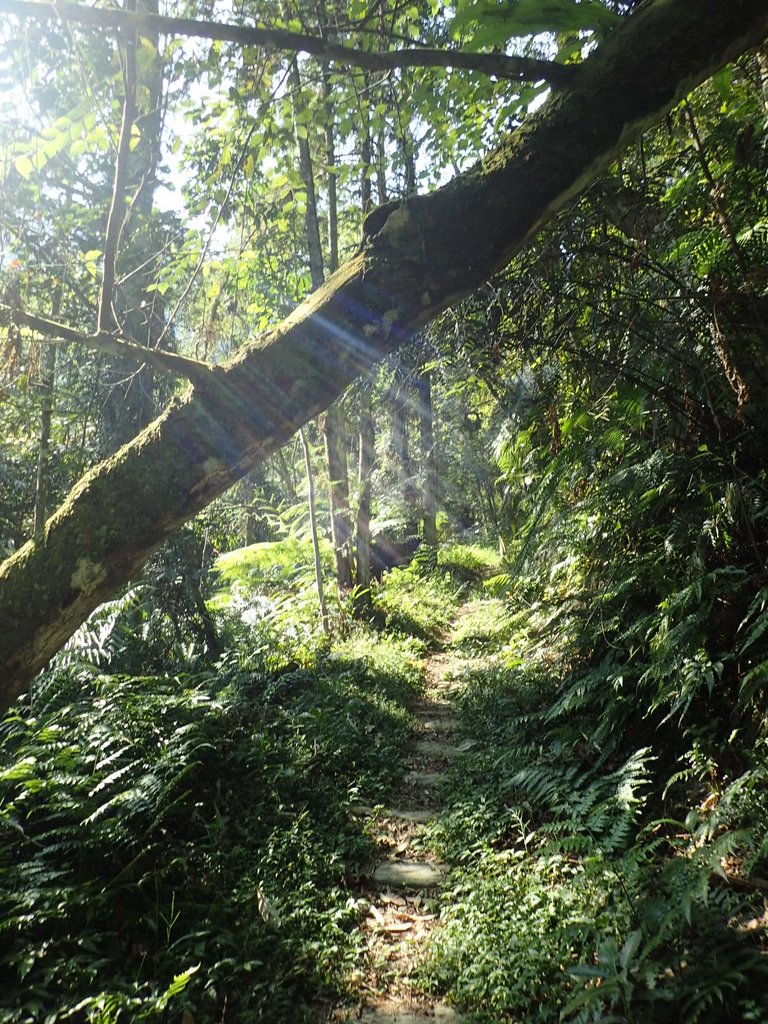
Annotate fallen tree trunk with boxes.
[1,0,767,711]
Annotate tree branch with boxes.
[0,0,577,87]
[0,303,215,386]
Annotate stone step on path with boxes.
[358,1003,461,1022]
[418,718,455,735]
[413,739,477,760]
[403,770,449,788]
[372,859,448,888]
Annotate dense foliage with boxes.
[0,571,423,1022]
[2,0,768,1021]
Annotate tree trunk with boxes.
[288,52,355,600]
[320,62,354,592]
[100,0,166,452]
[323,67,339,276]
[33,341,58,543]
[300,426,330,636]
[416,369,437,547]
[757,47,768,112]
[390,369,410,487]
[324,405,354,590]
[1,0,767,709]
[287,57,325,291]
[355,377,374,600]
[240,471,258,545]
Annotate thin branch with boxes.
[0,0,577,87]
[0,303,215,386]
[99,17,137,333]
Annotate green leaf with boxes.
[712,67,732,100]
[14,154,34,179]
[144,964,200,1015]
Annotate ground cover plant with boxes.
[0,568,423,1023]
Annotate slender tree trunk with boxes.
[757,47,768,113]
[355,377,374,601]
[376,123,388,206]
[289,52,354,594]
[324,406,354,589]
[360,87,373,216]
[391,370,410,487]
[287,53,351,608]
[33,342,58,542]
[272,447,297,502]
[300,427,330,636]
[416,369,437,547]
[287,57,325,290]
[322,67,339,275]
[240,471,257,545]
[354,97,375,608]
[321,61,354,591]
[101,0,165,452]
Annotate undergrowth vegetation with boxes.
[417,445,768,1022]
[0,561,423,1023]
[4,516,768,1022]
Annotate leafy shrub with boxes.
[421,853,633,1023]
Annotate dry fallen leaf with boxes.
[369,904,386,926]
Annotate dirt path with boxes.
[329,636,483,1023]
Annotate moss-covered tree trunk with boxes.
[2,0,767,711]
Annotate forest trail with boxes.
[331,608,488,1023]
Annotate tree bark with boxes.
[390,369,410,487]
[1,0,767,709]
[287,58,325,291]
[355,100,375,603]
[33,342,58,543]
[324,405,354,590]
[319,56,355,593]
[416,370,437,548]
[355,377,374,600]
[300,427,330,636]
